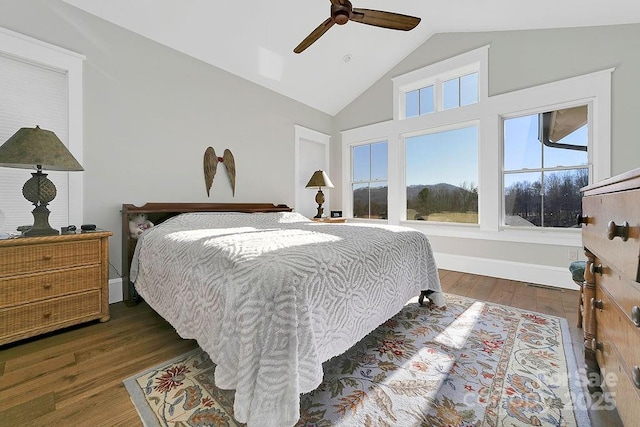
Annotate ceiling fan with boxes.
[294,0,421,54]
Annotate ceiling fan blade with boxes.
[350,8,421,31]
[294,17,335,53]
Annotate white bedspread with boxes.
[131,211,443,426]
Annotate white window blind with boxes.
[0,53,70,234]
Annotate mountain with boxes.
[353,183,468,202]
[406,183,462,200]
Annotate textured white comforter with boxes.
[131,211,443,426]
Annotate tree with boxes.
[505,169,586,227]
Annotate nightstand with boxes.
[0,231,112,345]
[311,217,346,223]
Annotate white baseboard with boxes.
[433,252,580,291]
[109,278,123,304]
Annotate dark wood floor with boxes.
[0,270,623,426]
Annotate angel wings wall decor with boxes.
[203,147,236,197]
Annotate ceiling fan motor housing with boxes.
[331,3,351,25]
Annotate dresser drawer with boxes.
[0,266,101,308]
[582,188,640,282]
[595,286,640,400]
[0,240,101,277]
[596,264,640,328]
[594,335,640,427]
[0,291,102,340]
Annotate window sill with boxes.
[345,217,581,246]
[400,220,582,246]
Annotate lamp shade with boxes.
[0,126,83,171]
[305,170,334,189]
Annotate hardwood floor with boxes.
[0,270,623,426]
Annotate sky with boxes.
[406,126,478,188]
[504,114,587,171]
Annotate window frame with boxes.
[393,46,488,120]
[346,138,390,219]
[342,44,612,246]
[401,120,480,225]
[0,26,85,228]
[500,102,590,230]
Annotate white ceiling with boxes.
[62,0,640,116]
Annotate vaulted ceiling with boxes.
[62,0,640,115]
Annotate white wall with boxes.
[0,0,333,288]
[333,24,640,287]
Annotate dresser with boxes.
[0,231,112,346]
[581,167,640,425]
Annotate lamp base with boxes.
[23,205,59,237]
[314,189,325,218]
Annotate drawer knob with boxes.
[607,220,629,241]
[43,312,52,319]
[591,338,603,352]
[43,283,52,290]
[634,367,640,389]
[632,306,640,327]
[576,214,589,225]
[591,297,604,310]
[42,255,53,261]
[590,263,603,276]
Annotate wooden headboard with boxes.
[121,202,293,306]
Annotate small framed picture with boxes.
[330,210,342,218]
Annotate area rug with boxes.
[124,294,591,426]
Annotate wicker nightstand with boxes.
[0,231,112,345]
[311,217,346,223]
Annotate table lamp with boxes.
[305,170,334,218]
[0,126,83,236]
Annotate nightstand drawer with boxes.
[0,291,102,340]
[0,266,101,308]
[0,240,101,277]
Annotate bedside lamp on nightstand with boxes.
[0,126,84,236]
[305,170,334,218]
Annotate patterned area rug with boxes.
[124,294,591,426]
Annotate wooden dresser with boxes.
[581,167,640,425]
[0,231,112,346]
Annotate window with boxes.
[443,73,478,109]
[0,27,84,234]
[402,63,479,120]
[352,141,388,219]
[503,105,588,228]
[406,126,478,223]
[406,85,435,117]
[0,54,69,233]
[343,45,611,245]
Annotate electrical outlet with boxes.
[568,248,579,260]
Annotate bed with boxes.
[121,202,443,427]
